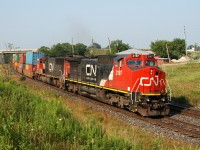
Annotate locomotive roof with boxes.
[65,57,83,62]
[114,54,129,61]
[46,56,84,62]
[116,48,154,55]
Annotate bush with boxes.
[19,75,26,81]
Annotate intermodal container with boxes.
[26,52,44,65]
[19,63,25,69]
[25,64,36,72]
[19,54,26,64]
[14,62,19,68]
[13,54,19,63]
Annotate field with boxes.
[161,62,200,107]
[88,49,109,56]
[0,63,199,149]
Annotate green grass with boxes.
[161,63,200,106]
[0,77,136,149]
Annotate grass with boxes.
[0,77,137,149]
[161,62,200,106]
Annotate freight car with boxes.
[13,52,171,116]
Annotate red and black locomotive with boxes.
[13,52,171,116]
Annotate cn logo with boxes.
[140,76,159,86]
[49,63,54,72]
[86,64,97,76]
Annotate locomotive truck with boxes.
[13,52,171,116]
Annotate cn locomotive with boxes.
[13,52,171,116]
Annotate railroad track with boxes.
[170,104,200,119]
[12,69,200,140]
[146,117,200,138]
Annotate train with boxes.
[12,52,171,116]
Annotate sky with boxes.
[0,0,199,49]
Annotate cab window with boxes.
[126,60,142,70]
[145,61,157,66]
[127,60,142,66]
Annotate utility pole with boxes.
[92,38,95,56]
[117,42,119,53]
[71,37,74,56]
[166,44,170,63]
[184,26,187,56]
[108,37,111,53]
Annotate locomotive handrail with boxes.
[130,78,141,104]
[166,80,172,101]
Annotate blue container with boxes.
[26,52,44,65]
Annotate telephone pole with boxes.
[71,38,74,56]
[184,26,187,56]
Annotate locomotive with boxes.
[13,52,171,116]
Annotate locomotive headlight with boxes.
[161,97,165,101]
[146,97,150,102]
[150,69,153,75]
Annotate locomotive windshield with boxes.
[127,59,157,70]
[126,60,142,70]
[127,60,142,66]
[145,60,157,66]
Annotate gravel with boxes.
[171,114,200,127]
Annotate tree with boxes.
[7,43,14,50]
[88,42,101,49]
[61,43,73,55]
[150,40,169,58]
[150,38,185,59]
[50,43,66,57]
[170,38,185,58]
[38,46,50,56]
[106,40,131,54]
[48,43,73,57]
[74,43,87,56]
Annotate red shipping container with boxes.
[19,53,26,64]
[36,58,45,74]
[15,62,19,68]
[25,64,36,72]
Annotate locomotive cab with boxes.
[111,53,170,116]
[129,54,170,116]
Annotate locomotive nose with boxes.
[139,67,165,94]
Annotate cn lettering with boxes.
[86,64,97,76]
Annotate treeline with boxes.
[8,37,199,59]
[38,40,131,57]
[39,38,189,59]
[150,38,186,59]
